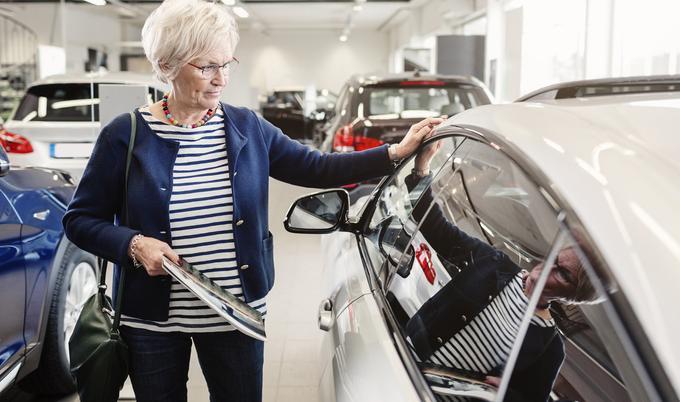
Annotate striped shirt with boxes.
[409,274,554,401]
[426,274,554,373]
[120,105,266,333]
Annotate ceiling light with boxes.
[339,35,348,42]
[353,4,362,11]
[82,0,106,5]
[233,6,249,18]
[221,0,236,5]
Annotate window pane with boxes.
[13,83,97,122]
[364,136,461,284]
[364,85,488,119]
[384,139,561,401]
[545,230,635,402]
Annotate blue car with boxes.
[0,144,97,396]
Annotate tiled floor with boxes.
[5,179,325,402]
[184,179,325,402]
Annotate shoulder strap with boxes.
[96,111,137,331]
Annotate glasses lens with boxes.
[201,66,217,79]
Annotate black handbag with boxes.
[69,111,137,402]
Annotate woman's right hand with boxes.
[129,236,181,276]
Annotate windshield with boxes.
[363,84,489,119]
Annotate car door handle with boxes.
[318,298,335,331]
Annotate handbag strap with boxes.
[97,111,137,331]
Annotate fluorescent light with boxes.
[233,6,249,18]
[353,4,362,11]
[222,0,236,5]
[339,34,348,42]
[82,0,106,6]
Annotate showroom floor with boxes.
[6,179,324,402]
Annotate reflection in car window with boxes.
[363,136,462,287]
[383,139,566,401]
[546,230,636,402]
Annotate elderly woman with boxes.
[403,144,597,402]
[62,0,441,400]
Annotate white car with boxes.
[284,83,680,402]
[2,72,166,180]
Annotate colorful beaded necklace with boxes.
[161,93,215,128]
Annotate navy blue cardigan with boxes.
[63,103,395,321]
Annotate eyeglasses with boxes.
[188,57,239,79]
[552,255,577,287]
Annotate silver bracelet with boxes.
[412,168,430,177]
[129,234,144,268]
[388,144,401,161]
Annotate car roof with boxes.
[28,71,166,88]
[446,92,680,395]
[517,74,680,102]
[347,72,487,88]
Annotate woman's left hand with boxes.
[392,117,445,160]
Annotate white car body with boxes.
[309,90,680,401]
[3,72,166,180]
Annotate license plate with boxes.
[50,143,94,159]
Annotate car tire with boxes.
[19,242,98,395]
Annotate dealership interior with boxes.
[1,0,680,402]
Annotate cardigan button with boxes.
[488,295,493,301]
[436,337,443,344]
[236,219,245,226]
[240,264,250,270]
[461,315,467,322]
[160,187,167,191]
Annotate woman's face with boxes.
[525,247,581,304]
[171,43,234,110]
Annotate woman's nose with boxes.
[212,71,227,86]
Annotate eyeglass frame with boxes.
[187,57,239,79]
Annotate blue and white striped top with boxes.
[425,274,554,374]
[120,105,267,333]
[417,274,555,402]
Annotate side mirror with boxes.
[0,146,10,177]
[284,189,349,234]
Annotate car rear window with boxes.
[362,84,489,119]
[13,84,100,122]
[12,83,159,123]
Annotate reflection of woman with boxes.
[403,144,596,402]
[62,0,442,400]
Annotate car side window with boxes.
[362,136,463,282]
[536,228,656,402]
[383,139,563,401]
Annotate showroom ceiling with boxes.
[0,0,415,31]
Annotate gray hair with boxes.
[142,0,239,83]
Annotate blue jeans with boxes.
[120,326,264,402]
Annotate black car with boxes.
[260,88,337,145]
[319,72,492,197]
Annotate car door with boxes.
[0,162,26,384]
[315,135,461,402]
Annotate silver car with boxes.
[284,89,680,401]
[2,72,166,180]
